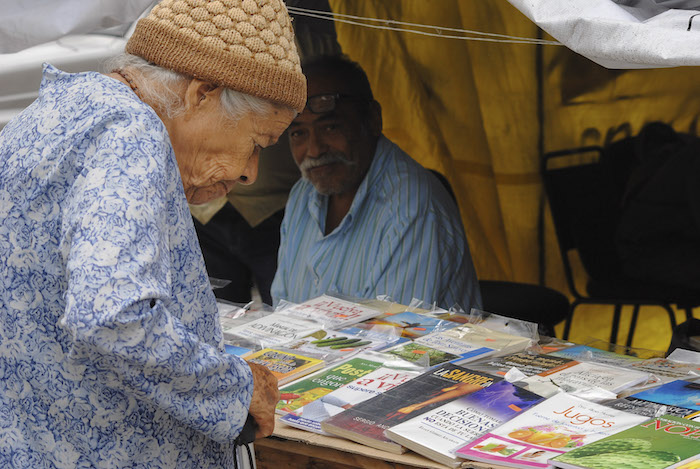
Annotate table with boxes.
[255,415,509,469]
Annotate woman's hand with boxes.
[247,362,280,439]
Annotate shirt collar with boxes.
[309,135,391,236]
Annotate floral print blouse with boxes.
[0,65,253,468]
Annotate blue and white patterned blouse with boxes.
[271,135,482,311]
[0,65,254,468]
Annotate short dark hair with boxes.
[302,54,374,102]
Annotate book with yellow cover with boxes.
[245,348,325,386]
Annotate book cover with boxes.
[549,345,644,367]
[440,323,534,358]
[244,348,325,386]
[454,393,648,469]
[282,295,383,329]
[345,311,460,340]
[276,354,385,414]
[385,380,545,467]
[222,312,321,347]
[280,367,420,434]
[521,361,650,398]
[321,363,498,454]
[605,396,700,420]
[550,415,700,469]
[611,380,700,420]
[282,329,389,362]
[383,337,494,368]
[623,358,700,383]
[468,352,575,378]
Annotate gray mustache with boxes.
[299,152,357,173]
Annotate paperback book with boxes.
[244,348,325,385]
[222,312,321,347]
[280,367,420,434]
[382,339,495,368]
[623,358,700,384]
[385,380,545,467]
[343,311,460,340]
[606,379,700,420]
[321,363,498,454]
[282,329,389,362]
[454,393,648,469]
[521,360,650,398]
[282,295,383,329]
[468,352,575,378]
[276,354,385,414]
[550,415,700,469]
[549,345,644,367]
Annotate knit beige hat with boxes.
[126,0,306,113]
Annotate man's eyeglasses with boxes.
[305,93,365,114]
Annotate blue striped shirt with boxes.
[271,136,481,311]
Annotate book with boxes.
[385,380,545,467]
[244,348,325,386]
[521,361,650,398]
[222,312,322,347]
[454,393,648,468]
[549,345,645,367]
[606,380,700,420]
[276,354,385,414]
[280,367,420,434]
[282,329,389,363]
[282,295,383,329]
[321,363,498,454]
[440,323,534,358]
[468,352,575,378]
[382,339,495,368]
[623,358,700,384]
[550,415,700,469]
[344,311,460,340]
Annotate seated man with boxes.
[271,55,481,311]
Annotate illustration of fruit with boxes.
[559,438,652,460]
[509,429,535,440]
[566,450,680,469]
[528,431,560,444]
[547,437,571,448]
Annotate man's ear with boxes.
[367,100,383,137]
[183,79,221,111]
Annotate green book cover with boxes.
[551,415,700,469]
[276,354,384,414]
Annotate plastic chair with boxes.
[478,280,570,338]
[541,146,700,346]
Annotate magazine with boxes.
[468,352,575,378]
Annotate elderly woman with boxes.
[0,0,305,467]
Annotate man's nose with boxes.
[305,129,326,158]
[238,151,259,185]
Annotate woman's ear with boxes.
[184,79,221,111]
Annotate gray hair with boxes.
[104,53,275,122]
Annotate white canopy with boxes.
[507,0,700,68]
[0,0,154,53]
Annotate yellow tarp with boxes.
[329,0,700,351]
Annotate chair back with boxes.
[542,148,625,291]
